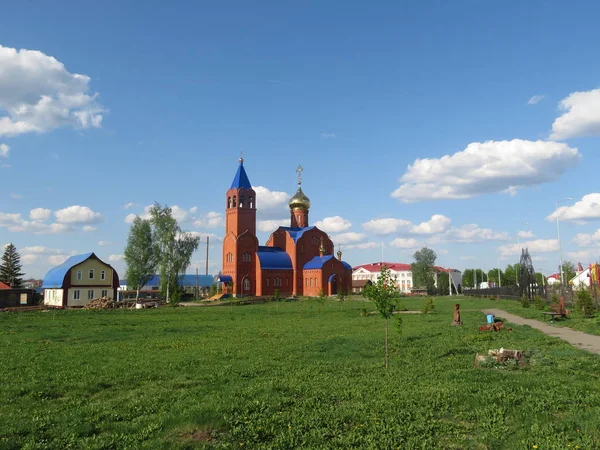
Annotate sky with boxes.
[1,0,600,280]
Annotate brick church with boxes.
[221,157,352,297]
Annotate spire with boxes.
[230,155,252,189]
[319,236,325,257]
[337,244,342,261]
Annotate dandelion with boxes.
[533,446,538,449]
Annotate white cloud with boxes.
[344,242,379,250]
[547,193,600,222]
[550,88,600,140]
[194,212,223,229]
[55,205,102,224]
[391,140,580,202]
[29,208,51,221]
[98,240,112,246]
[253,186,290,217]
[257,219,288,233]
[518,230,535,239]
[189,206,198,214]
[362,218,412,236]
[565,249,600,262]
[438,249,449,255]
[184,231,221,242]
[48,254,68,265]
[0,44,104,138]
[0,212,23,226]
[572,229,600,247]
[314,216,352,233]
[170,205,191,223]
[0,143,8,157]
[390,237,419,249]
[21,246,63,254]
[528,95,545,105]
[83,225,97,232]
[331,232,366,245]
[9,221,72,235]
[124,213,137,224]
[498,239,558,256]
[460,255,476,261]
[410,215,452,234]
[431,224,510,244]
[124,202,135,209]
[109,254,124,262]
[320,132,336,138]
[21,254,40,264]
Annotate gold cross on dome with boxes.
[296,164,303,185]
[238,151,244,163]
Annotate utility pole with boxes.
[556,198,572,288]
[205,236,209,276]
[195,267,199,300]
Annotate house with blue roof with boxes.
[221,156,352,297]
[118,274,216,299]
[42,253,120,307]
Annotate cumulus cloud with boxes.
[0,143,8,157]
[124,213,137,224]
[550,88,600,140]
[565,249,600,261]
[572,229,600,247]
[184,231,221,242]
[253,186,290,214]
[108,254,124,262]
[547,193,600,222]
[98,240,112,246]
[498,239,558,256]
[21,246,63,254]
[48,254,69,265]
[83,225,97,232]
[194,212,223,229]
[124,202,135,209]
[344,242,379,250]
[331,232,366,245]
[29,208,51,221]
[0,44,104,138]
[0,212,22,226]
[257,219,288,233]
[362,218,412,236]
[528,95,545,105]
[21,254,40,264]
[8,220,72,235]
[314,216,352,233]
[430,224,510,244]
[55,205,102,224]
[518,230,535,239]
[390,237,419,249]
[410,215,452,234]
[391,140,580,202]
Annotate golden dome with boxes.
[289,187,310,210]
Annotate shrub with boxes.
[575,288,595,317]
[520,294,531,308]
[422,297,435,314]
[533,295,546,310]
[360,307,369,317]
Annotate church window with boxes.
[226,252,234,263]
[232,196,237,207]
[227,197,231,208]
[240,196,245,208]
[315,278,318,287]
[305,278,308,287]
[301,244,304,253]
[242,253,251,263]
[310,278,313,286]
[297,214,301,223]
[249,197,254,208]
[266,278,269,287]
[244,279,250,291]
[286,278,289,287]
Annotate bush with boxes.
[360,307,369,317]
[575,288,595,317]
[533,295,546,310]
[520,294,531,308]
[422,297,435,314]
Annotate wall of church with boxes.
[255,268,293,297]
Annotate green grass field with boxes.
[2,296,600,449]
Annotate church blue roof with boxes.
[256,246,293,270]
[42,252,95,288]
[279,226,315,243]
[304,255,352,270]
[230,161,252,189]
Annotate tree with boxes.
[411,247,436,294]
[148,203,200,304]
[362,265,399,369]
[436,271,449,296]
[488,269,504,287]
[0,243,24,288]
[560,261,577,286]
[124,217,157,303]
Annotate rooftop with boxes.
[230,160,252,190]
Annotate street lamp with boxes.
[555,198,572,287]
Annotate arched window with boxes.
[244,278,251,291]
[266,278,270,287]
[240,196,245,208]
[89,269,94,279]
[226,252,234,263]
[232,196,237,207]
[286,278,289,287]
[305,278,308,287]
[249,197,254,208]
[315,278,318,287]
[301,244,304,253]
[227,197,231,208]
[297,214,301,223]
[310,278,313,287]
[241,253,251,263]
[101,270,106,280]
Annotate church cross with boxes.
[296,164,303,186]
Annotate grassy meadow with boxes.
[1,296,600,449]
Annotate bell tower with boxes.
[222,155,257,296]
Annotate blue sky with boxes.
[2,1,600,279]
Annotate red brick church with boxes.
[221,157,352,297]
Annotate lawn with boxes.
[1,296,600,449]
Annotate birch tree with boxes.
[124,217,157,302]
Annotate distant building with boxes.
[42,253,120,308]
[352,262,461,293]
[118,274,215,299]
[0,281,35,308]
[570,267,591,288]
[547,273,560,285]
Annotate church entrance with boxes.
[328,274,338,296]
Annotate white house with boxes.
[547,273,560,285]
[570,267,591,288]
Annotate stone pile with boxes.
[83,297,117,309]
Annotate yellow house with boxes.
[42,253,120,308]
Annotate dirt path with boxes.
[482,309,600,355]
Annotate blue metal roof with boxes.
[303,255,335,270]
[120,274,215,288]
[42,253,94,288]
[328,274,337,282]
[278,226,315,243]
[341,261,352,270]
[218,275,233,283]
[230,161,252,189]
[256,246,293,270]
